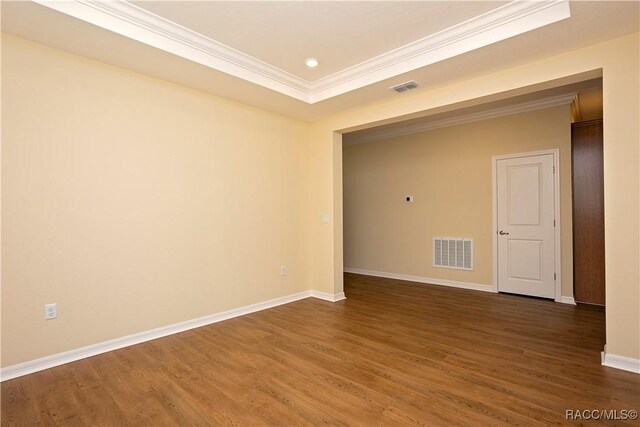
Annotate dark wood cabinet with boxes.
[572,119,605,305]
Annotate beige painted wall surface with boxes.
[343,106,573,295]
[1,35,310,367]
[1,29,638,369]
[307,33,639,359]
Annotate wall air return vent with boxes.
[433,237,473,271]
[389,80,419,93]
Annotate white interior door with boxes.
[497,153,556,298]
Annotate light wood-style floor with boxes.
[2,273,639,426]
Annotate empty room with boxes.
[1,1,639,425]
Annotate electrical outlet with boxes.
[280,265,287,276]
[45,303,57,320]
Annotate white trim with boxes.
[344,268,495,293]
[32,0,310,102]
[309,0,571,102]
[33,0,570,104]
[344,94,577,145]
[552,150,563,303]
[310,290,347,302]
[492,153,499,293]
[559,296,576,305]
[0,290,343,382]
[492,149,564,302]
[601,345,640,374]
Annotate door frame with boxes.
[491,149,562,302]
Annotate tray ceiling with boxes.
[27,0,571,103]
[130,1,506,81]
[1,1,638,120]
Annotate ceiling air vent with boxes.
[389,80,420,93]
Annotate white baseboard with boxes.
[344,267,495,293]
[345,268,579,304]
[601,345,640,374]
[0,289,345,382]
[557,296,576,305]
[311,290,346,302]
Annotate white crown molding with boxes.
[602,345,640,374]
[344,267,495,293]
[344,93,577,145]
[33,0,571,104]
[0,289,345,381]
[32,0,312,101]
[310,0,571,102]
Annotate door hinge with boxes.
[554,219,556,227]
[554,273,557,281]
[553,165,556,174]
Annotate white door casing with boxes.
[494,151,559,299]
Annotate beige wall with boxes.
[1,34,311,367]
[307,33,639,360]
[1,30,638,368]
[343,106,573,296]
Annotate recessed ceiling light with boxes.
[305,58,319,68]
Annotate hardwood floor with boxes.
[2,273,639,426]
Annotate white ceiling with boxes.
[18,0,574,103]
[130,1,506,81]
[1,1,638,121]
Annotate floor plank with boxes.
[2,273,639,426]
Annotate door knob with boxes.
[499,230,509,235]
